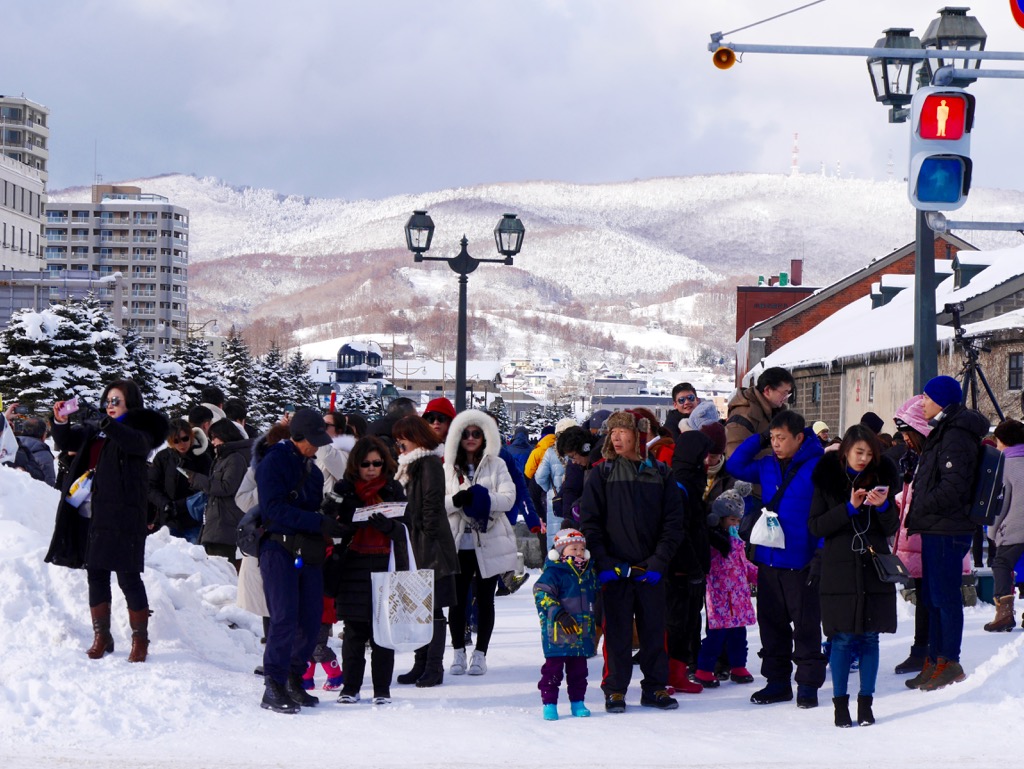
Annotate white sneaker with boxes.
[371,696,391,705]
[450,648,467,675]
[467,650,487,676]
[336,692,361,704]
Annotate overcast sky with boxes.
[6,0,1022,200]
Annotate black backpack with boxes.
[236,459,311,558]
[969,442,1004,527]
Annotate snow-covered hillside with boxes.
[4,464,1024,769]
[49,173,1024,365]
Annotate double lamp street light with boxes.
[404,211,525,412]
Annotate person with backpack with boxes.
[985,419,1024,632]
[579,410,685,712]
[904,376,990,691]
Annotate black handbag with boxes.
[869,545,911,585]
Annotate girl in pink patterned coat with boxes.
[693,488,758,687]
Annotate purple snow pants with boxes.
[538,656,589,705]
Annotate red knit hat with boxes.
[423,397,456,420]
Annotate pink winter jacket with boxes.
[705,534,758,630]
[894,482,972,579]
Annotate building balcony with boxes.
[99,235,130,243]
[45,234,68,242]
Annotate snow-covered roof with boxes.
[757,245,1024,376]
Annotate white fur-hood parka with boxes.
[443,409,518,578]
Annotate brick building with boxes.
[753,244,1024,436]
[736,233,974,385]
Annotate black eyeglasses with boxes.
[360,460,384,468]
[102,396,122,408]
[461,429,484,440]
[676,394,696,404]
[425,414,451,424]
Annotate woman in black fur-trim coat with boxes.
[45,380,169,663]
[809,424,899,726]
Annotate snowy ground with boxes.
[1,463,1021,769]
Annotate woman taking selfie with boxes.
[809,424,899,728]
[45,380,169,663]
[444,409,518,677]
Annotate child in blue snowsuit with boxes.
[533,528,599,720]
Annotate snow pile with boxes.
[2,463,1024,768]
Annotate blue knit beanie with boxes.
[923,375,962,409]
[541,424,555,437]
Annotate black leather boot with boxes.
[833,695,852,728]
[397,647,427,685]
[857,695,875,726]
[285,672,319,707]
[261,678,300,714]
[416,617,448,688]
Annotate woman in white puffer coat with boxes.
[444,409,518,676]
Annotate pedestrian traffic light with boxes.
[908,86,975,211]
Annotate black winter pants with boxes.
[665,574,703,664]
[87,568,148,611]
[341,619,395,698]
[449,550,499,653]
[600,577,669,695]
[755,564,826,689]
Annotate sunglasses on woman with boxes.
[172,435,191,445]
[461,429,484,441]
[425,414,451,425]
[360,460,384,468]
[102,396,123,408]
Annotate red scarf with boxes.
[351,475,391,554]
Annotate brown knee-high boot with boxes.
[86,603,114,659]
[127,609,153,663]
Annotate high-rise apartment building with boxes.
[44,185,189,354]
[0,95,48,271]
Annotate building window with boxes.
[811,381,822,404]
[868,371,876,403]
[1009,353,1023,390]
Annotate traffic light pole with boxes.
[913,209,937,393]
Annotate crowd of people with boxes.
[7,366,1022,727]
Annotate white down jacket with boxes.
[444,409,518,578]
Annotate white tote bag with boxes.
[749,509,786,549]
[371,524,435,652]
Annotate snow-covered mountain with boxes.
[50,173,1024,365]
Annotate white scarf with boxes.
[395,445,444,487]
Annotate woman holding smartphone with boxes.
[809,424,899,728]
[45,380,169,663]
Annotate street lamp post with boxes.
[405,211,525,412]
[866,7,987,392]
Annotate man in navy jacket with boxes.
[727,409,826,708]
[257,409,345,714]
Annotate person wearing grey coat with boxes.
[986,420,1024,630]
[187,423,252,570]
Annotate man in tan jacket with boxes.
[724,367,795,458]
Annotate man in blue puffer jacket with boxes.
[726,409,826,709]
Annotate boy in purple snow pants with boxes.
[534,528,599,720]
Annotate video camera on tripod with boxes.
[942,302,1003,420]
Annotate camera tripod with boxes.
[944,302,1005,421]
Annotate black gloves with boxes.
[759,431,772,450]
[320,516,349,539]
[554,611,581,638]
[368,512,399,538]
[687,576,706,600]
[452,489,472,508]
[322,491,357,523]
[79,401,104,427]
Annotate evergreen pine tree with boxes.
[220,328,255,405]
[172,337,219,408]
[489,396,513,438]
[335,384,384,419]
[154,353,188,417]
[0,307,61,410]
[250,342,290,429]
[49,300,104,402]
[286,350,318,409]
[120,325,162,406]
[81,293,125,387]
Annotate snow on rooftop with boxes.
[945,245,1024,305]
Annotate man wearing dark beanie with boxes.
[905,374,990,692]
[860,412,885,435]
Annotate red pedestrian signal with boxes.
[908,87,976,212]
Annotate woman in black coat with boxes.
[147,418,212,539]
[44,379,169,663]
[390,415,459,688]
[809,424,899,728]
[326,435,407,704]
[187,419,252,571]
